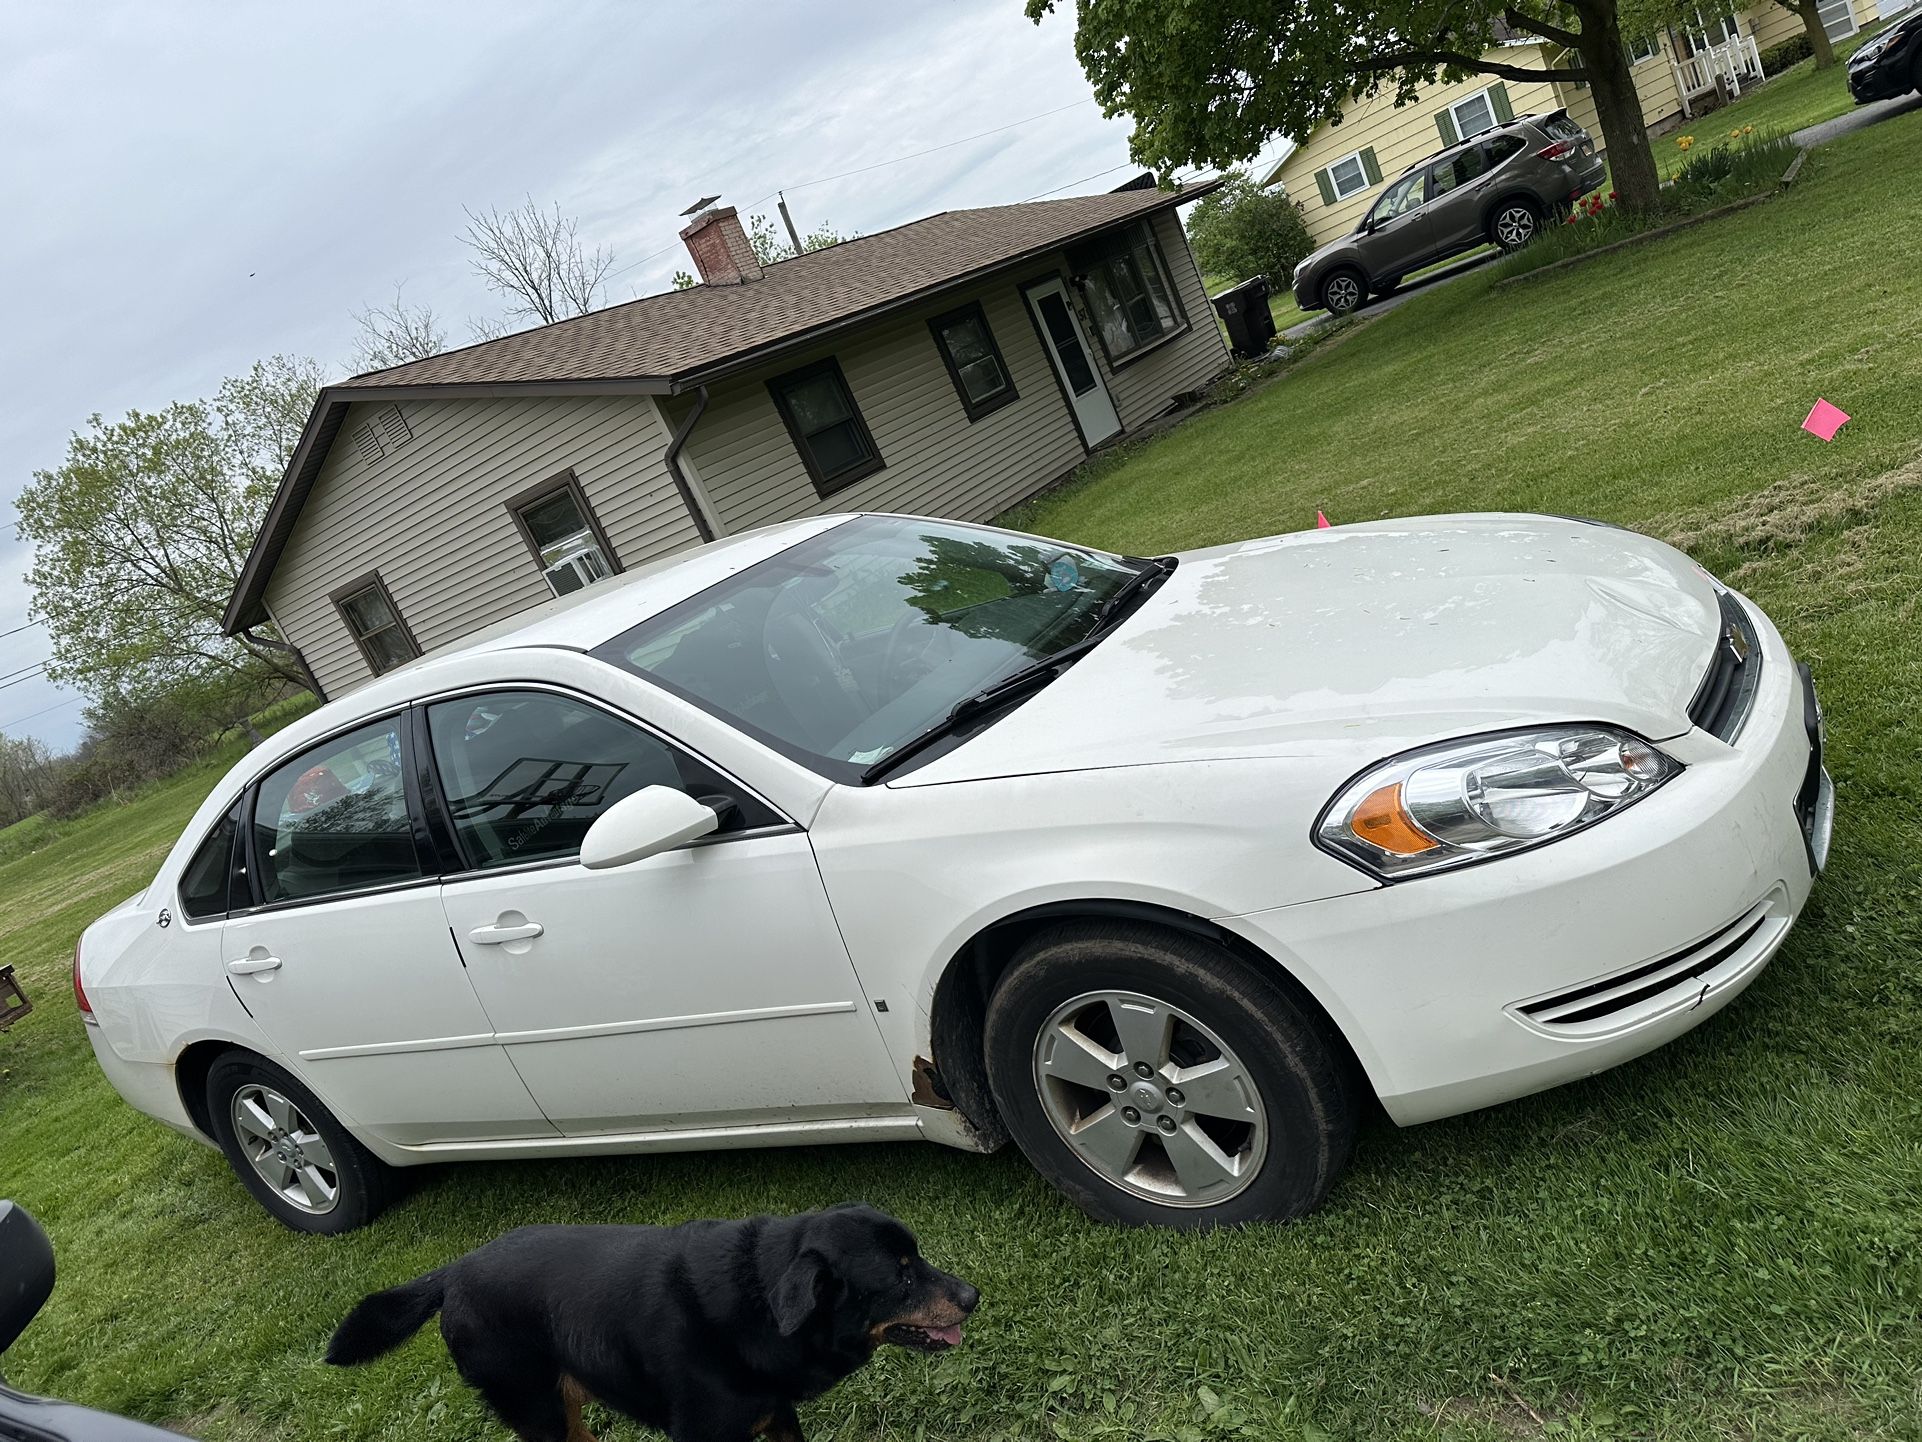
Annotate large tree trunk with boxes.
[1789,0,1838,67]
[1574,0,1663,214]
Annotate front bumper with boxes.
[1222,593,1830,1125]
[1849,45,1914,101]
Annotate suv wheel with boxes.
[1490,200,1541,252]
[206,1052,395,1233]
[983,922,1360,1229]
[1320,268,1365,315]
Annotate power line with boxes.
[0,695,82,731]
[0,659,47,686]
[0,619,44,642]
[607,96,1099,286]
[1022,162,1138,202]
[0,665,50,693]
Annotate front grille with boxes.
[1514,895,1782,1033]
[1687,590,1763,742]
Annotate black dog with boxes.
[326,1204,978,1442]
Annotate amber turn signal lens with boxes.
[1349,783,1439,855]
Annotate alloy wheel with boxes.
[1495,205,1537,249]
[1324,273,1362,313]
[1030,989,1268,1207]
[230,1083,340,1215]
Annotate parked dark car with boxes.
[1291,111,1607,315]
[1848,11,1922,103]
[1,1201,189,1440]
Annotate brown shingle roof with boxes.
[339,184,1217,390]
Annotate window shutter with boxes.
[1359,148,1382,184]
[1314,167,1337,206]
[1490,82,1514,122]
[1435,110,1460,147]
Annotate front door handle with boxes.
[469,921,544,946]
[227,953,282,976]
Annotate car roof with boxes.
[1392,110,1556,179]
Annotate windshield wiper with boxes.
[860,555,1176,786]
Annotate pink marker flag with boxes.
[1315,510,1332,529]
[1802,399,1849,441]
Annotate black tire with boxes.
[205,1052,394,1234]
[1319,267,1366,316]
[983,922,1359,1229]
[1488,197,1542,252]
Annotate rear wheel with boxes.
[1490,199,1541,252]
[206,1052,394,1234]
[983,922,1359,1229]
[1320,268,1365,315]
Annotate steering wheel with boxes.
[764,596,868,749]
[881,607,959,686]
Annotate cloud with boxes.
[0,0,1151,749]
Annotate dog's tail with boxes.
[325,1269,448,1365]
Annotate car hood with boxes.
[1295,232,1363,278]
[896,514,1722,787]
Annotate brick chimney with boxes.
[679,206,763,286]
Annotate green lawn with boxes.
[1659,24,1892,176]
[7,108,1922,1442]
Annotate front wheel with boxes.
[983,923,1359,1228]
[206,1052,395,1234]
[1490,200,1541,252]
[1320,268,1366,315]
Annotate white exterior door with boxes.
[225,714,555,1146]
[424,689,907,1136]
[1024,276,1122,446]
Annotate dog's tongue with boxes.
[929,1323,964,1347]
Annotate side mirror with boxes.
[0,1200,55,1356]
[580,786,720,870]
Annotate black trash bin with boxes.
[1210,275,1277,359]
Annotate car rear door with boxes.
[220,713,556,1146]
[1422,146,1495,255]
[425,687,908,1137]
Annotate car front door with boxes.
[222,714,556,1146]
[1360,171,1436,281]
[426,688,907,1137]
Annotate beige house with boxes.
[224,185,1230,698]
[1270,0,1898,247]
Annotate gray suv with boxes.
[1291,111,1606,315]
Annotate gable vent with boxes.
[375,404,413,451]
[351,424,386,464]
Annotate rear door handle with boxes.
[468,922,544,946]
[227,954,282,976]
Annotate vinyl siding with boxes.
[682,223,1229,535]
[265,394,700,697]
[1276,52,1566,247]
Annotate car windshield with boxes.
[594,515,1147,781]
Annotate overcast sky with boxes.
[0,2,1285,751]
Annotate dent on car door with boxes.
[425,688,907,1137]
[220,714,555,1145]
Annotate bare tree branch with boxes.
[460,198,616,326]
[350,284,447,372]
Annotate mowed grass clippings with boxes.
[5,112,1922,1442]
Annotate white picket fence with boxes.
[1670,29,1766,115]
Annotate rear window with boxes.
[1485,135,1528,164]
[1539,116,1586,143]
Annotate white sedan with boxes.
[78,513,1832,1231]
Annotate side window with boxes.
[1368,172,1427,224]
[252,719,422,904]
[179,803,242,920]
[1484,135,1526,165]
[425,691,772,871]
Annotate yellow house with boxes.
[1268,0,1899,247]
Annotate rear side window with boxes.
[179,804,242,920]
[1485,135,1527,164]
[1537,117,1584,144]
[251,719,422,904]
[425,691,773,871]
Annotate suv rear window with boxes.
[1485,135,1527,164]
[1539,116,1585,143]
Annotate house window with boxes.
[767,358,885,496]
[929,302,1018,420]
[330,572,421,675]
[1627,31,1662,63]
[508,472,620,597]
[1071,221,1187,365]
[1326,150,1373,200]
[1449,88,1499,140]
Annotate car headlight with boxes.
[1315,726,1682,879]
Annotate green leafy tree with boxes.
[17,356,324,706]
[1185,171,1315,284]
[1028,0,1665,216]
